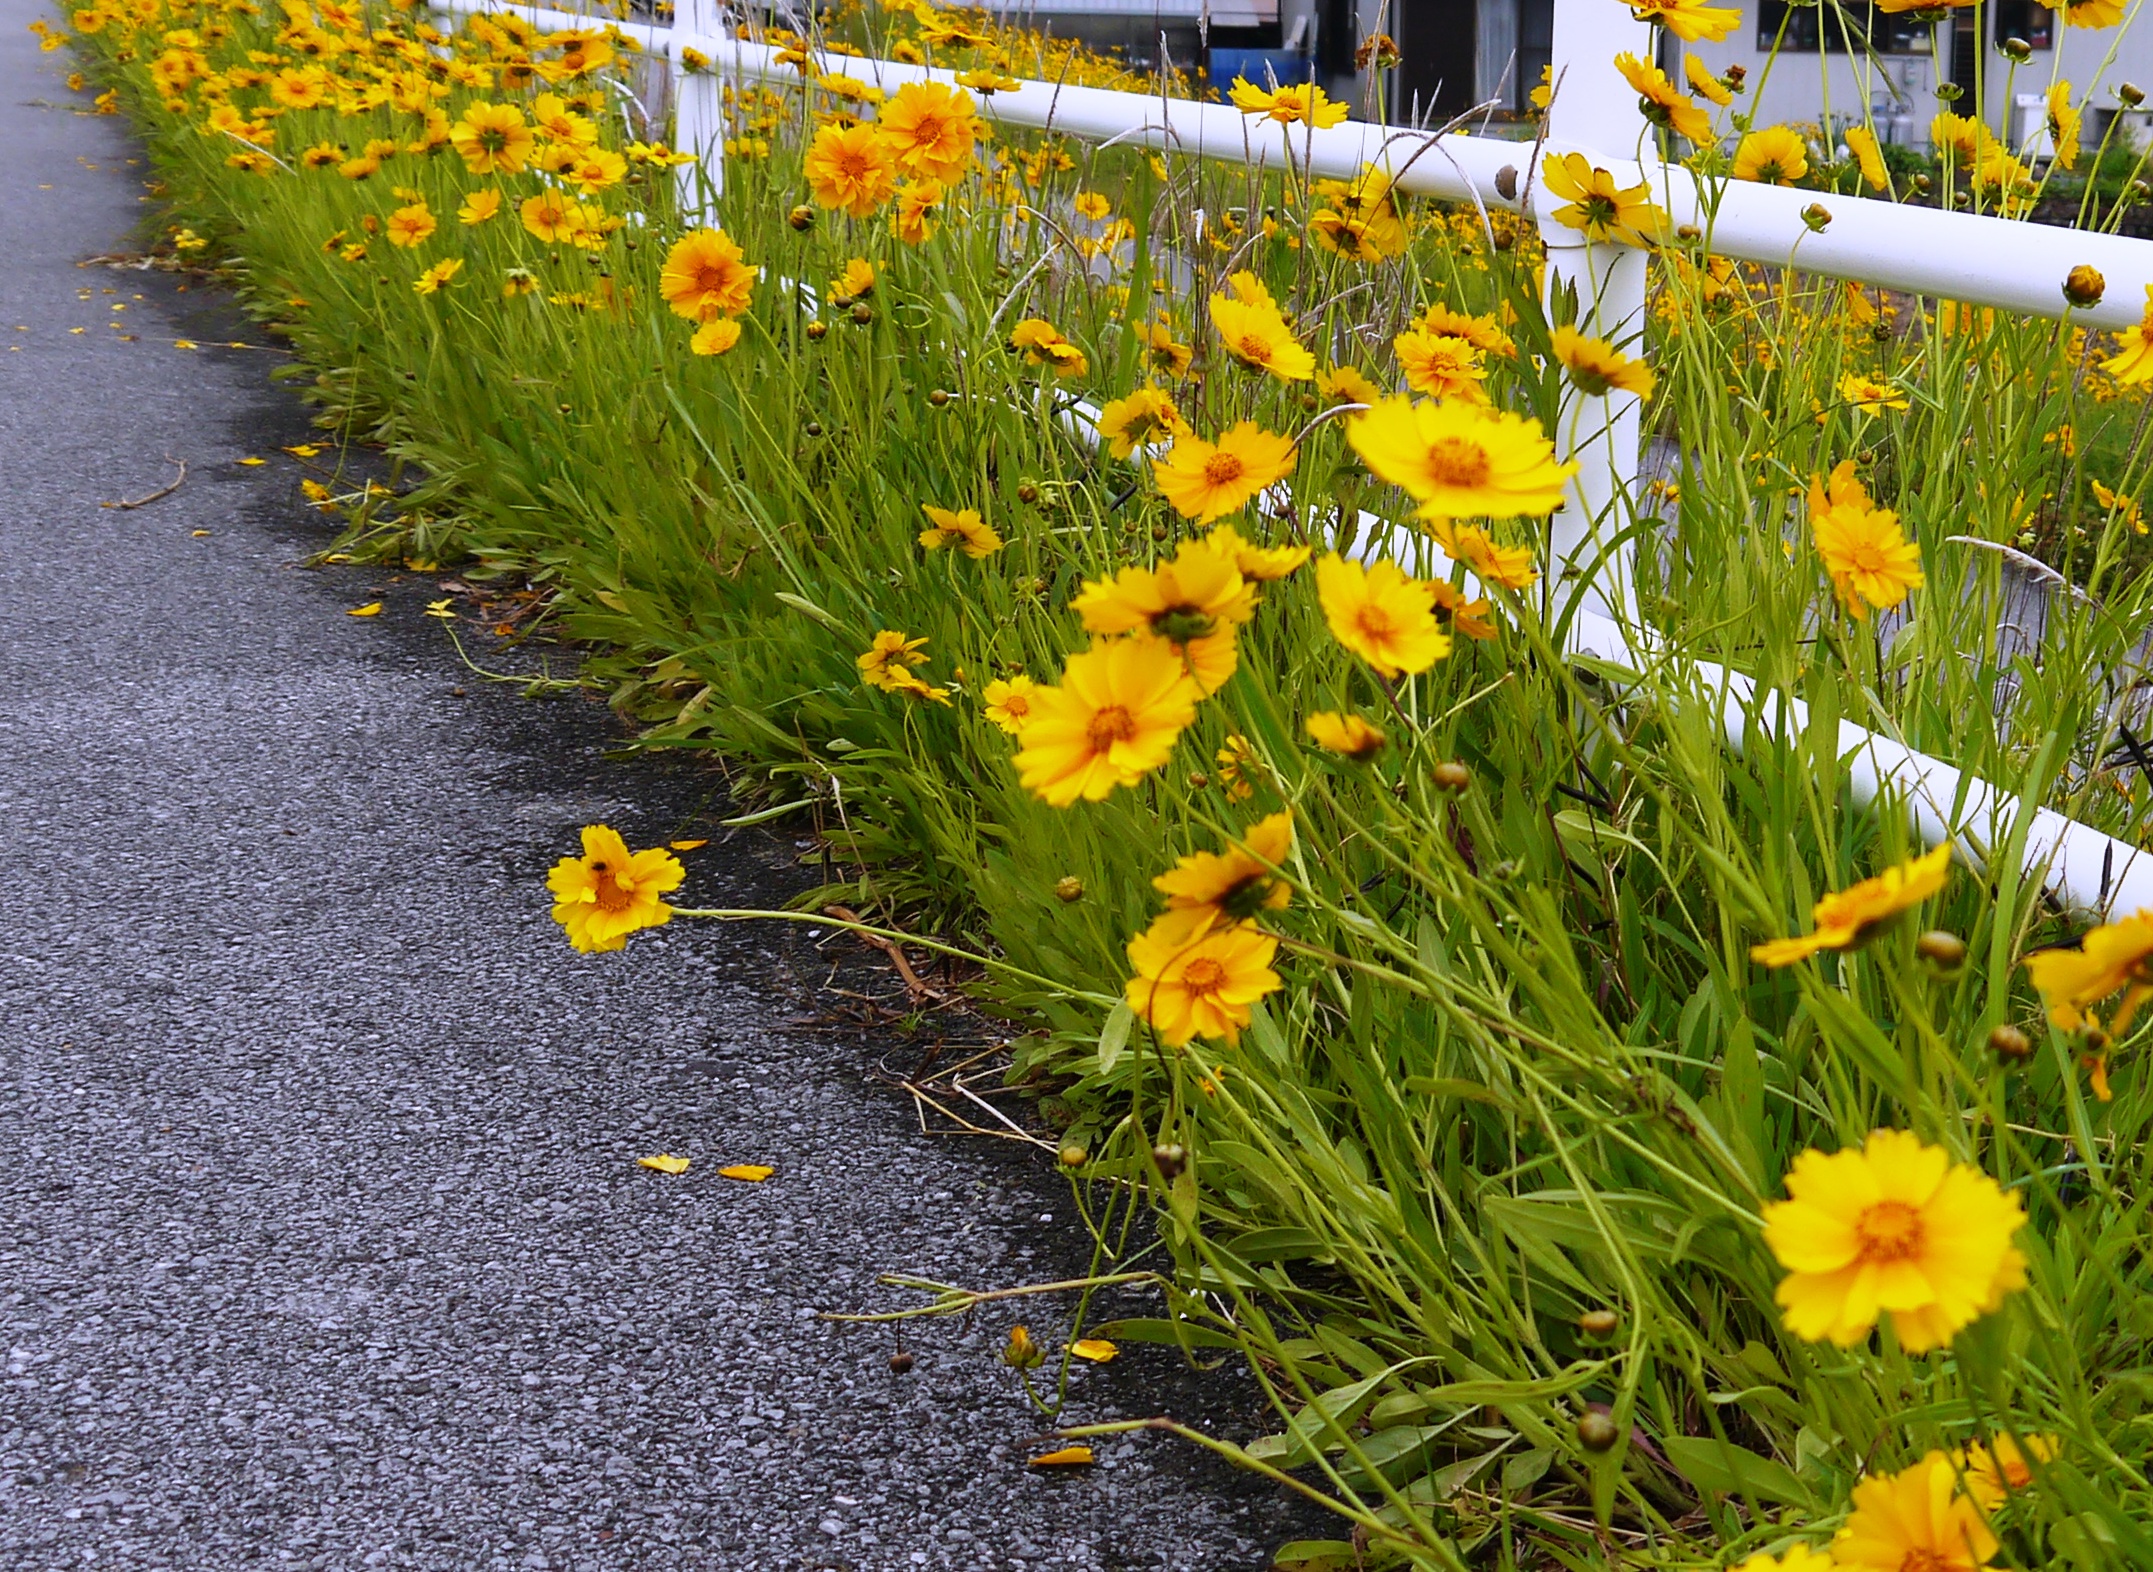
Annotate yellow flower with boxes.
[1209,285,1315,382]
[1418,303,1515,358]
[531,93,600,149]
[877,81,980,183]
[1097,388,1191,457]
[1432,578,1498,639]
[519,191,583,244]
[1729,1548,1835,1572]
[2092,478,2147,534]
[1073,536,1255,694]
[1317,364,1387,408]
[1845,124,1889,191]
[546,825,686,954]
[1809,460,1923,619]
[1315,554,1449,677]
[1626,0,1741,41]
[1205,523,1310,580]
[502,268,538,298]
[1955,1434,2059,1510]
[1141,320,1194,378]
[2048,82,2083,172]
[1684,54,1734,106]
[1073,189,1112,221]
[1306,711,1386,759]
[981,674,1038,734]
[1540,152,1668,248]
[689,318,742,356]
[2104,317,2153,385]
[456,188,502,225]
[1227,76,1349,128]
[413,258,463,295]
[1734,125,1810,185]
[804,121,897,217]
[1124,908,1283,1047]
[892,179,943,245]
[830,257,875,302]
[1349,397,1574,520]
[1552,326,1654,399]
[1153,422,1297,525]
[385,202,436,249]
[1428,519,1539,590]
[560,146,628,196]
[1014,635,1201,806]
[1614,52,1712,142]
[1393,329,1487,402]
[2025,909,2153,1033]
[1154,810,1295,924]
[2062,0,2124,25]
[1764,1129,2028,1354]
[918,504,1003,558]
[1009,318,1089,377]
[1309,205,1406,261]
[1832,1452,2002,1571]
[856,629,931,690]
[449,102,533,175]
[1214,734,1259,800]
[1751,843,1950,966]
[660,229,758,323]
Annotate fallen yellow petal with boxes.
[1028,1445,1095,1467]
[638,1153,691,1174]
[284,443,321,457]
[171,337,195,348]
[670,839,709,850]
[238,456,266,466]
[191,530,211,538]
[425,599,456,619]
[1068,1339,1119,1363]
[347,602,383,618]
[719,1163,775,1182]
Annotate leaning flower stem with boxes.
[666,905,1117,1006]
[819,1270,1167,1324]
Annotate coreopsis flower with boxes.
[1729,1548,1835,1572]
[1072,190,1113,221]
[2025,910,2153,1033]
[830,258,875,302]
[1734,125,1810,185]
[1306,711,1386,759]
[917,505,1003,558]
[531,93,600,148]
[503,269,539,298]
[1844,124,1889,190]
[981,675,1037,734]
[1763,1130,2028,1353]
[547,825,685,954]
[878,81,980,183]
[1213,734,1259,800]
[386,202,436,249]
[1393,329,1487,402]
[520,191,582,243]
[1205,524,1311,580]
[892,179,943,245]
[2092,479,2147,533]
[813,72,884,107]
[1552,326,1654,399]
[1013,635,1201,806]
[1316,364,1387,408]
[2047,83,2083,171]
[560,147,628,195]
[1751,843,1950,966]
[413,258,463,295]
[1626,0,1741,41]
[1427,520,1538,590]
[457,188,502,225]
[1124,908,1283,1046]
[1839,373,1910,416]
[1009,318,1088,377]
[1832,1453,2002,1571]
[1208,279,1315,382]
[1155,810,1295,924]
[450,101,532,173]
[1140,321,1194,378]
[301,142,344,170]
[1809,460,1923,619]
[1097,388,1191,457]
[1348,397,1575,520]
[804,121,897,217]
[1072,536,1256,694]
[1955,1434,2059,1510]
[2061,0,2123,24]
[1227,76,1349,128]
[1540,153,1668,248]
[1683,53,1735,106]
[1431,578,1498,639]
[690,319,742,356]
[1153,422,1297,524]
[1316,555,1449,677]
[956,68,1021,93]
[1419,303,1515,357]
[856,629,931,689]
[660,229,758,323]
[1614,52,1712,142]
[1309,205,1407,261]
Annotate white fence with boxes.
[434,0,2153,920]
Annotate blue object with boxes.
[1208,47,1313,101]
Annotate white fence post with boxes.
[672,0,724,220]
[1539,0,1655,632]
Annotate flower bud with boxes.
[1016,482,1040,504]
[1800,202,1832,233]
[1576,1410,1621,1453]
[2122,81,2147,107]
[1054,876,1084,903]
[788,203,816,230]
[2001,34,2033,61]
[928,388,951,407]
[804,320,828,341]
[804,421,824,437]
[1935,81,1963,103]
[1916,929,1967,971]
[1003,1324,1044,1370]
[2064,264,2107,308]
[1151,1142,1187,1182]
[1058,1143,1088,1167]
[1577,1308,1620,1340]
[1432,761,1472,792]
[850,301,874,325]
[888,1350,915,1374]
[1186,772,1210,790]
[2130,179,2153,206]
[1989,1023,2033,1064]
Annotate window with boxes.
[1993,0,2053,48]
[1754,0,1939,55]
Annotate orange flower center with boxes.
[1086,704,1137,751]
[692,262,731,295]
[1899,1552,1948,1572]
[1237,333,1273,364]
[586,860,635,914]
[1355,605,1396,640]
[1202,451,1247,488]
[1853,1199,1926,1265]
[1181,956,1228,997]
[1422,437,1492,490]
[908,112,946,145]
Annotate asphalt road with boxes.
[0,27,1325,1571]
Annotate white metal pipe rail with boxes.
[427,0,2153,920]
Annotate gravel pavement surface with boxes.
[0,28,1328,1571]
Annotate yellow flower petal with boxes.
[1028,1445,1095,1467]
[238,456,266,466]
[1067,1339,1119,1362]
[347,602,383,617]
[638,1153,691,1174]
[719,1163,775,1182]
[670,839,709,850]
